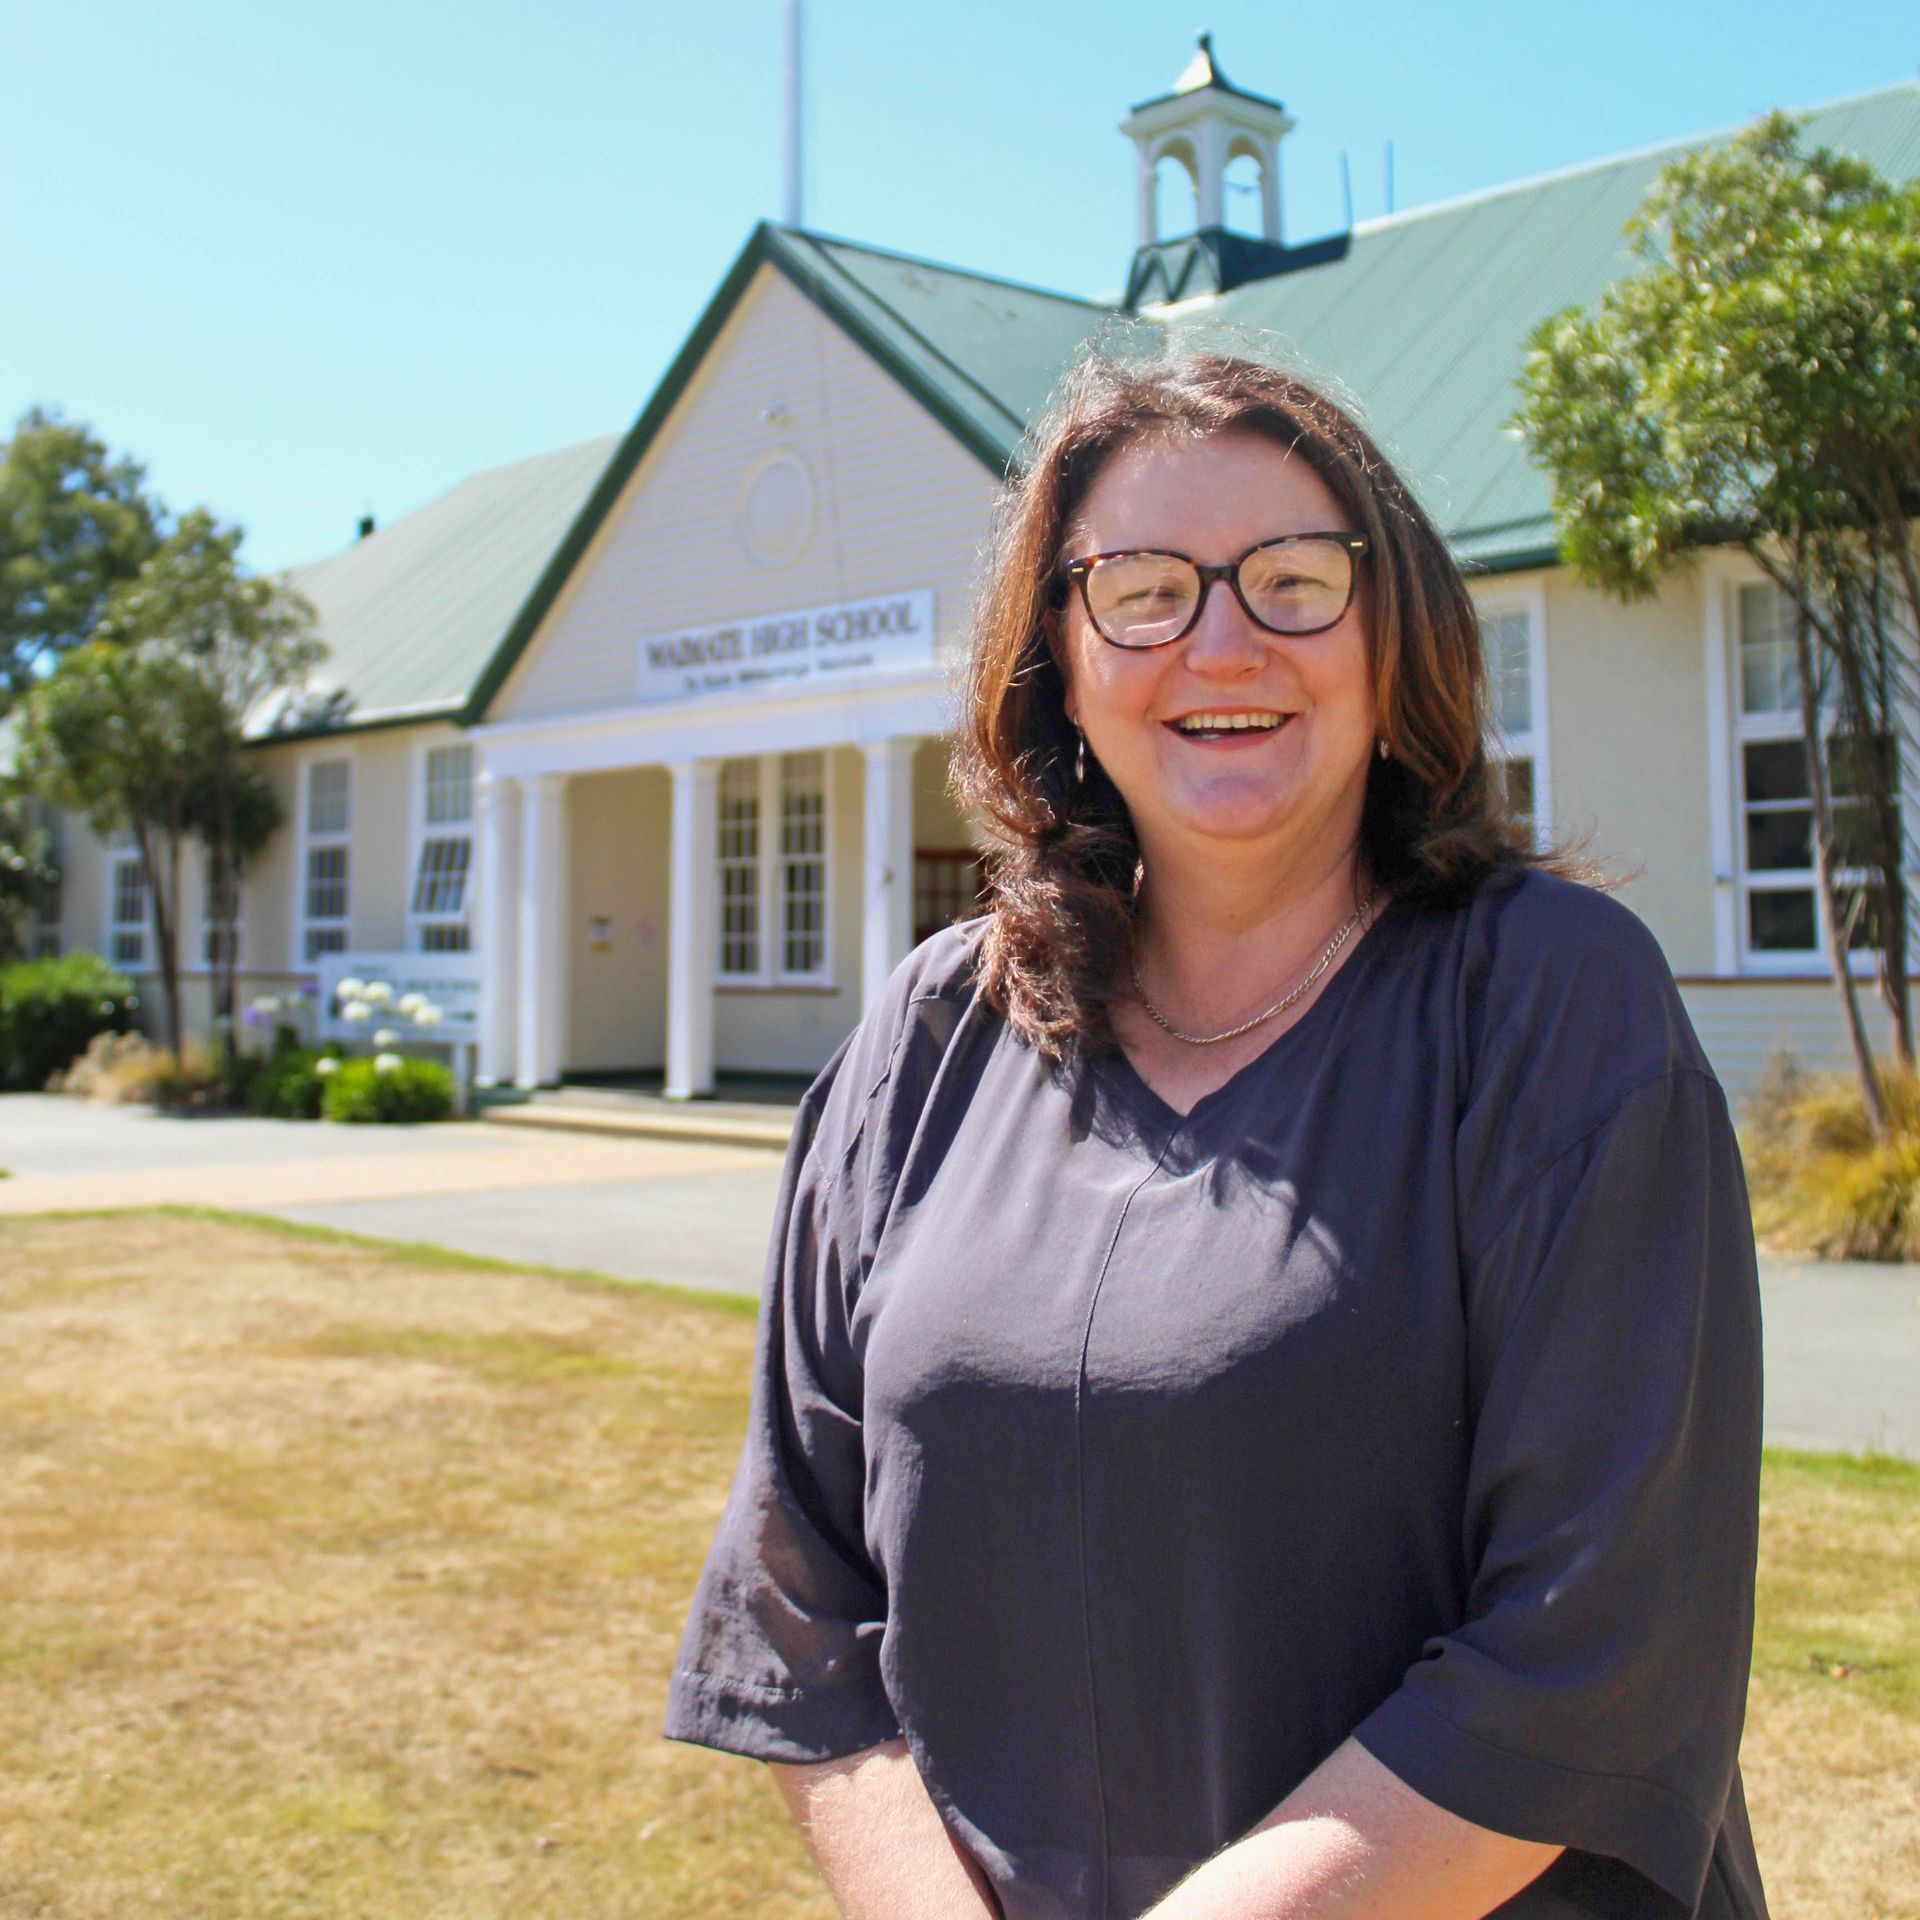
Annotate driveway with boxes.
[3,1094,1914,1458]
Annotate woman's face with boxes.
[1056,428,1377,885]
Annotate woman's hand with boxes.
[771,1737,1001,1919]
[1144,1737,1562,1920]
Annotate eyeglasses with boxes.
[1061,533,1370,649]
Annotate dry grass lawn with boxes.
[0,1210,1914,1919]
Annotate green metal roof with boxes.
[18,75,1900,766]
[267,432,618,739]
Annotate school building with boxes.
[16,46,1920,1104]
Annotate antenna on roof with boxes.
[1385,139,1396,216]
[1339,151,1353,231]
[784,0,804,227]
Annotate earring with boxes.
[1075,729,1087,784]
[1376,736,1390,761]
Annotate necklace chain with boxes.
[1129,894,1376,1047]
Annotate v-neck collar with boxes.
[1091,893,1414,1138]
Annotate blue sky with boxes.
[4,1,1915,573]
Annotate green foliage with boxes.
[244,1046,332,1121]
[321,1056,455,1126]
[1742,1050,1920,1259]
[0,408,161,712]
[0,772,60,961]
[0,949,137,1090]
[1513,111,1920,595]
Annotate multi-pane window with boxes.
[411,743,474,951]
[718,759,760,978]
[202,868,242,969]
[110,835,148,970]
[914,849,987,946]
[1482,607,1541,826]
[780,752,828,976]
[1733,580,1894,963]
[715,754,832,983]
[303,758,351,960]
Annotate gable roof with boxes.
[262,432,619,741]
[177,76,1915,748]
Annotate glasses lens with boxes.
[1239,539,1354,633]
[1084,552,1200,647]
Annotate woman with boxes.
[664,352,1768,1920]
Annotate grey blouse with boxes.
[664,868,1769,1920]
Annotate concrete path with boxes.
[3,1094,1915,1458]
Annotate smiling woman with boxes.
[663,352,1771,1920]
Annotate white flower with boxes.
[337,977,366,1001]
[395,992,424,1016]
[343,1002,372,1024]
[373,1052,402,1075]
[313,1056,341,1077]
[251,994,282,1016]
[412,1004,443,1029]
[373,1027,399,1048]
[362,981,395,1007]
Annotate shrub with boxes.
[246,1045,333,1120]
[321,1055,454,1125]
[1741,1051,1920,1261]
[56,1029,225,1108]
[0,951,138,1091]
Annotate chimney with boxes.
[356,513,376,541]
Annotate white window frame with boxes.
[200,854,244,972]
[1474,580,1551,849]
[294,753,353,964]
[105,824,149,973]
[712,750,835,988]
[407,738,475,952]
[24,799,62,958]
[1722,573,1895,978]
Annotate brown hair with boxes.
[951,346,1552,1059]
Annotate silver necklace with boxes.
[1128,895,1376,1046]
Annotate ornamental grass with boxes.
[1742,1050,1920,1262]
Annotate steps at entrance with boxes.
[480,1096,795,1151]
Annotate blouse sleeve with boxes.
[1351,1058,1765,1914]
[662,950,963,1764]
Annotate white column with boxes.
[1259,135,1282,242]
[666,759,718,1099]
[515,772,568,1089]
[862,737,918,1013]
[474,771,521,1085]
[1196,119,1226,230]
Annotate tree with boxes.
[19,642,212,1054]
[1513,112,1920,1128]
[19,510,321,1054]
[0,409,161,712]
[0,771,61,962]
[99,509,322,1032]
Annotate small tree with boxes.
[19,508,321,1055]
[0,409,161,712]
[103,509,322,1032]
[19,642,211,1054]
[1514,112,1920,1128]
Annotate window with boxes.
[302,758,351,960]
[779,751,828,976]
[1732,581,1895,965]
[202,867,243,969]
[914,849,986,946]
[24,802,61,958]
[718,759,760,977]
[410,742,474,951]
[1480,604,1546,831]
[714,753,833,984]
[109,831,148,970]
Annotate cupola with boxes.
[1120,34,1311,308]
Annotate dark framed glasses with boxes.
[1061,533,1370,649]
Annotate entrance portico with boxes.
[471,673,945,1095]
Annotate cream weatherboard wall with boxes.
[1538,567,1718,975]
[488,262,999,725]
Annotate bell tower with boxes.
[1120,32,1296,248]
